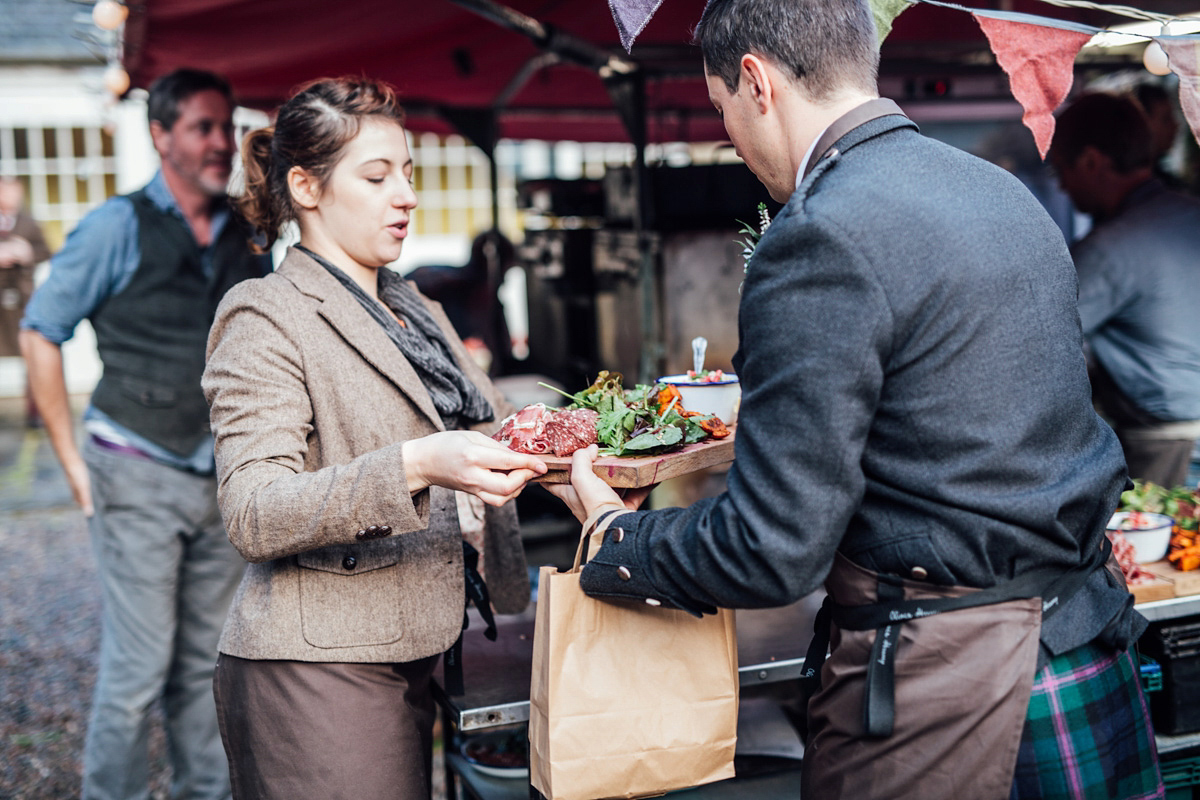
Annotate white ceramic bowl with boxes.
[658,374,741,424]
[1107,511,1173,563]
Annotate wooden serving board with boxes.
[1141,559,1200,598]
[1130,573,1176,604]
[534,429,736,488]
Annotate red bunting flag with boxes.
[974,12,1095,158]
[1157,36,1200,145]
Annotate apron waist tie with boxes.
[443,540,497,697]
[799,536,1114,739]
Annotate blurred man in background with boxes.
[1052,92,1200,487]
[19,68,270,800]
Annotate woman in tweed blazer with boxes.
[201,78,546,800]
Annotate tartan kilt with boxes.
[1010,641,1165,800]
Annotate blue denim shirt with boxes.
[1074,179,1200,423]
[22,171,251,473]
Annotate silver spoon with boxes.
[692,336,707,375]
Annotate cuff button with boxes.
[617,566,632,581]
[645,598,662,607]
[612,527,625,543]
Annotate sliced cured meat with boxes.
[493,404,554,454]
[542,408,599,457]
[492,404,598,457]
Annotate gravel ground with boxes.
[0,414,447,800]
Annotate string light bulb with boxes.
[1143,40,1171,76]
[103,64,130,96]
[92,0,129,31]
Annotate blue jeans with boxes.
[82,438,244,800]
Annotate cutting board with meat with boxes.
[534,429,737,488]
[492,372,736,488]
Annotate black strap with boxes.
[863,581,904,737]
[793,597,833,743]
[444,541,498,697]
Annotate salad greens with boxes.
[540,371,713,456]
[1120,480,1200,531]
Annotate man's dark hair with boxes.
[1051,92,1154,174]
[693,0,879,101]
[1133,82,1171,114]
[147,68,234,130]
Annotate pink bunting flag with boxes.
[1157,36,1200,146]
[974,13,1095,158]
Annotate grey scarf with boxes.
[298,246,494,429]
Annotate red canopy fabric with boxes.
[123,0,725,142]
[121,0,1128,144]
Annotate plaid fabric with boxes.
[1010,642,1165,800]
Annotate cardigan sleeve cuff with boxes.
[579,512,717,618]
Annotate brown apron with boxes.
[801,552,1044,800]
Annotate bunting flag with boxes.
[603,0,1200,155]
[609,0,667,52]
[971,10,1098,157]
[1157,36,1200,144]
[870,0,916,46]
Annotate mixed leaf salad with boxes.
[542,371,728,457]
[1118,480,1200,571]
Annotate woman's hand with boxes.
[402,430,547,506]
[543,445,653,524]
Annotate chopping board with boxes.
[1129,559,1200,604]
[534,429,736,488]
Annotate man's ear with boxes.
[1079,145,1113,175]
[740,54,773,113]
[148,120,169,158]
[288,166,320,210]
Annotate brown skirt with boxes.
[213,654,440,800]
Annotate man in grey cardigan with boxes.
[550,0,1162,797]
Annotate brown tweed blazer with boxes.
[203,247,528,663]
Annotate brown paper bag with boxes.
[529,526,739,800]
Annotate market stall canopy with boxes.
[121,0,1198,145]
[122,0,723,143]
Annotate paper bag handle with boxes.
[572,505,625,572]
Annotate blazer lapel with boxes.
[278,249,445,431]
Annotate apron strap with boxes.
[443,540,497,697]
[802,98,908,181]
[863,581,904,737]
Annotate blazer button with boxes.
[612,527,625,543]
[343,555,357,571]
[379,525,392,536]
[910,566,928,580]
[366,525,379,538]
[356,530,367,541]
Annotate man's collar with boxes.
[145,169,230,220]
[800,98,910,183]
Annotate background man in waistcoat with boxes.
[549,0,1160,797]
[1051,92,1200,488]
[19,68,270,800]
